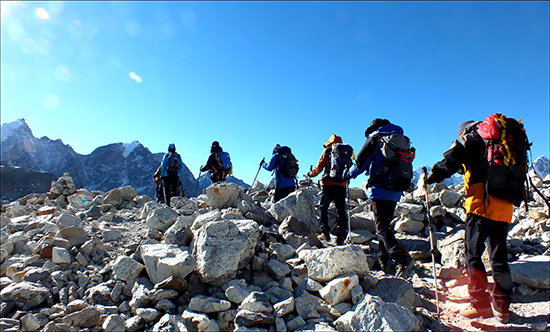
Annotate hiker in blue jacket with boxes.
[157,143,184,206]
[261,144,297,202]
[349,119,415,278]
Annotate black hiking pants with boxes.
[162,173,179,207]
[274,186,296,203]
[373,199,408,264]
[465,214,512,313]
[319,185,348,240]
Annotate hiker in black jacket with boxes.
[201,141,231,183]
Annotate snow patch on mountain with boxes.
[123,141,140,158]
[1,119,26,142]
[533,155,549,179]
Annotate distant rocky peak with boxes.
[123,141,141,158]
[1,118,33,142]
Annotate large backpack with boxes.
[476,113,530,207]
[369,134,415,191]
[277,146,299,178]
[166,152,181,174]
[213,151,232,180]
[328,143,354,181]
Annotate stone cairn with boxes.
[0,171,549,332]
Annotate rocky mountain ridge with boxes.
[1,119,250,203]
[0,168,548,331]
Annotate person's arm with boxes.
[425,139,466,184]
[262,154,278,172]
[200,154,214,173]
[355,136,377,170]
[309,149,329,178]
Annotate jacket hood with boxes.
[324,134,343,148]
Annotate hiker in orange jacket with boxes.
[423,120,514,324]
[307,134,354,246]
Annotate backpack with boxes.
[328,143,354,181]
[277,146,299,178]
[369,134,415,191]
[165,152,181,174]
[215,151,232,171]
[476,113,530,207]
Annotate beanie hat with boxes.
[458,120,475,137]
[168,143,176,153]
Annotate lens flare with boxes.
[36,8,49,20]
[68,194,90,210]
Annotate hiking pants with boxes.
[465,214,512,313]
[373,199,408,264]
[162,174,179,207]
[274,186,296,203]
[319,185,348,239]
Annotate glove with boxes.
[343,169,350,182]
[424,172,437,185]
[260,158,265,166]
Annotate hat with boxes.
[168,143,176,153]
[365,118,391,137]
[458,120,475,137]
[273,144,281,151]
[211,141,220,148]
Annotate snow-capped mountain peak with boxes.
[1,118,29,142]
[123,141,141,158]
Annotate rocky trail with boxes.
[0,171,549,332]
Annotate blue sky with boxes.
[2,1,549,188]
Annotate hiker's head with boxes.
[458,120,475,138]
[211,141,222,153]
[365,118,391,137]
[168,143,176,153]
[273,144,281,151]
[323,134,343,148]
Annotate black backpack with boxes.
[277,146,299,178]
[476,113,530,207]
[369,134,415,191]
[328,143,354,181]
[166,152,181,174]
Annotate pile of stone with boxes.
[0,171,548,332]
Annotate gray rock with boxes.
[189,295,232,313]
[235,309,275,327]
[269,190,317,232]
[437,229,465,269]
[194,219,260,285]
[181,309,220,332]
[273,296,294,317]
[319,274,359,305]
[509,255,550,289]
[61,306,102,328]
[151,314,187,332]
[265,259,291,280]
[141,243,196,285]
[0,281,50,309]
[238,291,273,313]
[112,255,145,284]
[102,314,126,332]
[136,308,162,323]
[351,294,420,331]
[303,245,369,282]
[369,277,417,309]
[146,207,179,232]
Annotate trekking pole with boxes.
[252,158,264,187]
[307,165,313,190]
[345,165,352,244]
[422,167,440,319]
[194,168,202,196]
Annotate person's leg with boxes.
[488,220,513,320]
[274,186,295,202]
[333,186,348,245]
[373,199,406,263]
[462,214,493,318]
[319,187,333,238]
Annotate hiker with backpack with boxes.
[260,144,298,202]
[158,143,185,207]
[307,134,354,246]
[200,141,232,183]
[348,118,415,278]
[422,114,529,324]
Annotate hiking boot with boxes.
[460,304,493,319]
[491,303,510,324]
[395,256,415,278]
[336,236,345,246]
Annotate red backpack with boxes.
[476,113,530,206]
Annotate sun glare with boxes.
[36,8,50,20]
